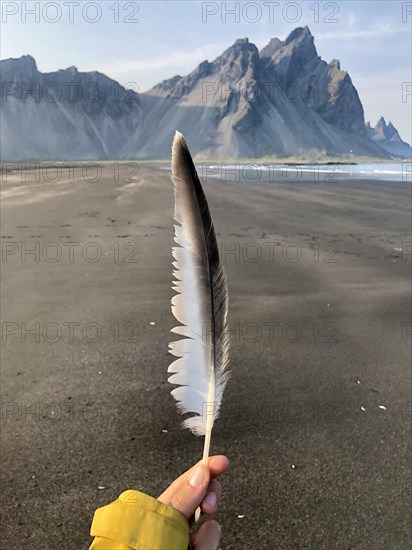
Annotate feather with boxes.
[168,131,230,469]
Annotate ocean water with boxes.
[196,162,411,184]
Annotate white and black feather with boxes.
[168,131,230,439]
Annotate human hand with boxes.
[157,455,229,550]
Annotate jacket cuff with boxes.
[90,490,189,550]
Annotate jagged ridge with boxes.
[366,117,412,158]
[0,29,404,160]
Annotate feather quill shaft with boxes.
[168,131,230,501]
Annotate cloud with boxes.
[92,43,223,76]
[316,21,409,40]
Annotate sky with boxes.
[1,0,411,141]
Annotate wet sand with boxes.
[1,163,411,549]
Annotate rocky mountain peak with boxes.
[261,26,319,82]
[366,117,411,157]
[284,25,313,44]
[0,54,38,80]
[260,37,282,59]
[329,58,341,70]
[259,27,367,135]
[148,37,260,99]
[65,65,79,75]
[376,116,386,127]
[234,38,249,46]
[216,37,260,72]
[386,121,397,132]
[374,117,399,140]
[5,54,37,69]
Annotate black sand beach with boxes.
[1,164,411,549]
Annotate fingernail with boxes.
[204,492,217,509]
[188,466,204,488]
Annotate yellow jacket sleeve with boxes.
[89,489,189,550]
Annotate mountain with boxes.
[0,29,390,160]
[137,29,385,158]
[0,55,141,160]
[366,117,412,158]
[260,26,366,135]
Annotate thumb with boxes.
[168,463,210,519]
[190,519,221,550]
